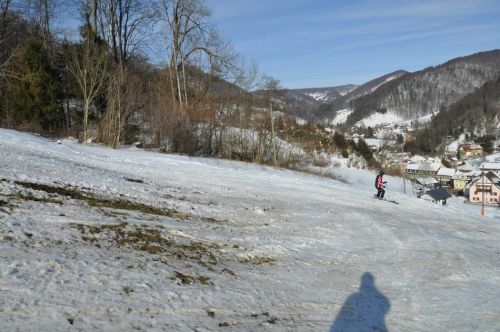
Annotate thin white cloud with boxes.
[319,0,500,21]
[314,24,499,57]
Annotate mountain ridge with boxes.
[345,49,500,126]
[283,49,500,129]
[310,70,408,122]
[283,84,358,113]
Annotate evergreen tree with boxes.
[477,135,495,154]
[356,137,373,161]
[6,37,62,130]
[333,131,348,151]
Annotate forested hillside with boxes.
[284,84,358,113]
[311,70,407,122]
[405,74,500,154]
[345,50,500,126]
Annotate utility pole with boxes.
[270,101,277,167]
[481,165,485,216]
[403,171,406,195]
[402,145,406,195]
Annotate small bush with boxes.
[312,157,329,167]
[383,165,404,177]
[290,165,348,184]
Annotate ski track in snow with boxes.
[1,129,500,331]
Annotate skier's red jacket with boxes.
[375,175,385,189]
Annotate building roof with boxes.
[460,143,482,151]
[469,171,500,187]
[453,169,478,179]
[405,162,441,172]
[485,171,500,184]
[479,162,500,171]
[418,188,452,201]
[485,153,500,163]
[415,178,439,185]
[437,167,456,177]
[410,155,426,163]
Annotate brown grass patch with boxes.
[15,181,188,220]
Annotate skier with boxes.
[375,170,387,200]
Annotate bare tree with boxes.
[99,0,156,67]
[22,0,61,50]
[262,76,282,167]
[162,0,234,112]
[82,0,156,147]
[69,36,109,143]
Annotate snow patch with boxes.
[330,108,353,126]
[356,112,403,127]
[306,92,329,102]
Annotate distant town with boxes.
[345,121,500,207]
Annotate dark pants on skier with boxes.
[377,188,385,199]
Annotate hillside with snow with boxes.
[1,129,500,331]
[347,50,500,126]
[283,85,358,113]
[311,70,408,123]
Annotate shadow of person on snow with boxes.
[330,272,390,332]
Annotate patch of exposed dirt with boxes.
[14,181,229,225]
[72,223,223,267]
[15,181,188,220]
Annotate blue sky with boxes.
[206,0,500,89]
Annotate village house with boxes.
[405,162,441,179]
[414,177,440,192]
[418,188,452,205]
[458,143,483,159]
[468,171,500,205]
[452,169,479,191]
[435,167,456,187]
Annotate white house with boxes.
[415,177,440,191]
[405,162,441,179]
[436,167,456,186]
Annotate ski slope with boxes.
[1,129,500,331]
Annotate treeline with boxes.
[0,0,383,169]
[0,0,305,166]
[332,131,380,169]
[404,74,500,154]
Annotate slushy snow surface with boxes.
[1,129,500,331]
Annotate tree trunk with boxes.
[92,0,98,33]
[182,59,188,109]
[83,100,89,143]
[270,103,277,167]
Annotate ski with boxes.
[373,196,399,204]
[383,199,399,204]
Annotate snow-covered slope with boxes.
[329,108,353,126]
[355,111,404,127]
[1,129,500,331]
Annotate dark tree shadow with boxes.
[330,272,390,332]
